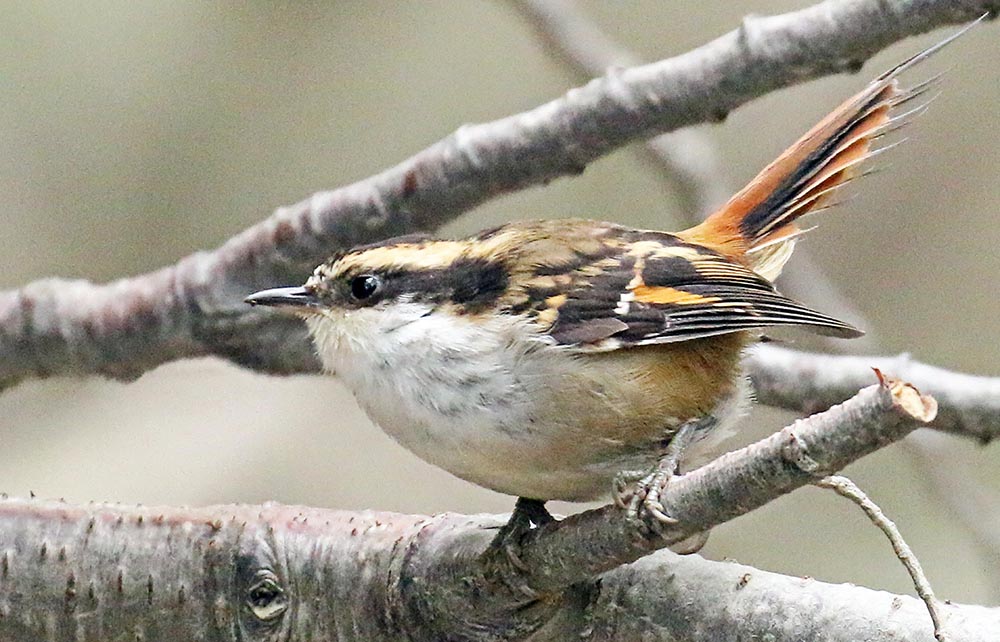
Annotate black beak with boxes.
[245,286,320,309]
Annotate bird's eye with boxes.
[349,274,381,300]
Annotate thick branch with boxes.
[7,502,996,642]
[593,550,1000,641]
[0,376,943,641]
[1,0,995,391]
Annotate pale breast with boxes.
[310,307,750,501]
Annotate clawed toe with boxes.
[641,468,681,525]
[621,469,681,529]
[613,469,646,509]
[616,418,708,530]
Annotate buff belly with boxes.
[311,308,749,501]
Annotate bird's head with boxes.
[244,232,523,364]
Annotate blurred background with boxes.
[2,0,999,606]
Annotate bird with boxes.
[246,27,965,536]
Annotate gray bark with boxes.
[748,344,1000,442]
[1,379,978,641]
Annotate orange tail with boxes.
[680,22,977,281]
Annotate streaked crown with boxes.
[304,231,521,314]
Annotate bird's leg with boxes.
[634,421,699,525]
[619,416,715,529]
[485,497,554,571]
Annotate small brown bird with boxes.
[247,29,961,528]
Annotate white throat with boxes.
[305,304,556,455]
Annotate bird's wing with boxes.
[510,229,860,351]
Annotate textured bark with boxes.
[590,552,1000,641]
[0,377,959,641]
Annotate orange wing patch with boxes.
[631,285,720,306]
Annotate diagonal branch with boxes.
[749,344,1000,582]
[507,375,937,597]
[1,0,995,392]
[510,0,731,216]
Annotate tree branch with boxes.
[507,375,937,597]
[748,344,1000,580]
[816,475,948,640]
[0,376,963,641]
[593,550,1000,642]
[1,0,995,392]
[510,0,731,217]
[747,343,1000,442]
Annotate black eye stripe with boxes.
[331,259,508,312]
[448,259,508,309]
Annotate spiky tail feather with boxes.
[680,20,980,281]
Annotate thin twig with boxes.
[816,475,949,641]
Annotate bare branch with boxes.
[4,500,996,642]
[511,0,731,216]
[0,376,952,641]
[749,343,1000,578]
[593,550,1000,642]
[747,343,1000,442]
[510,375,936,598]
[1,0,995,392]
[746,310,1000,575]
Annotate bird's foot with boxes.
[626,466,681,527]
[615,418,707,533]
[613,468,677,523]
[615,468,711,551]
